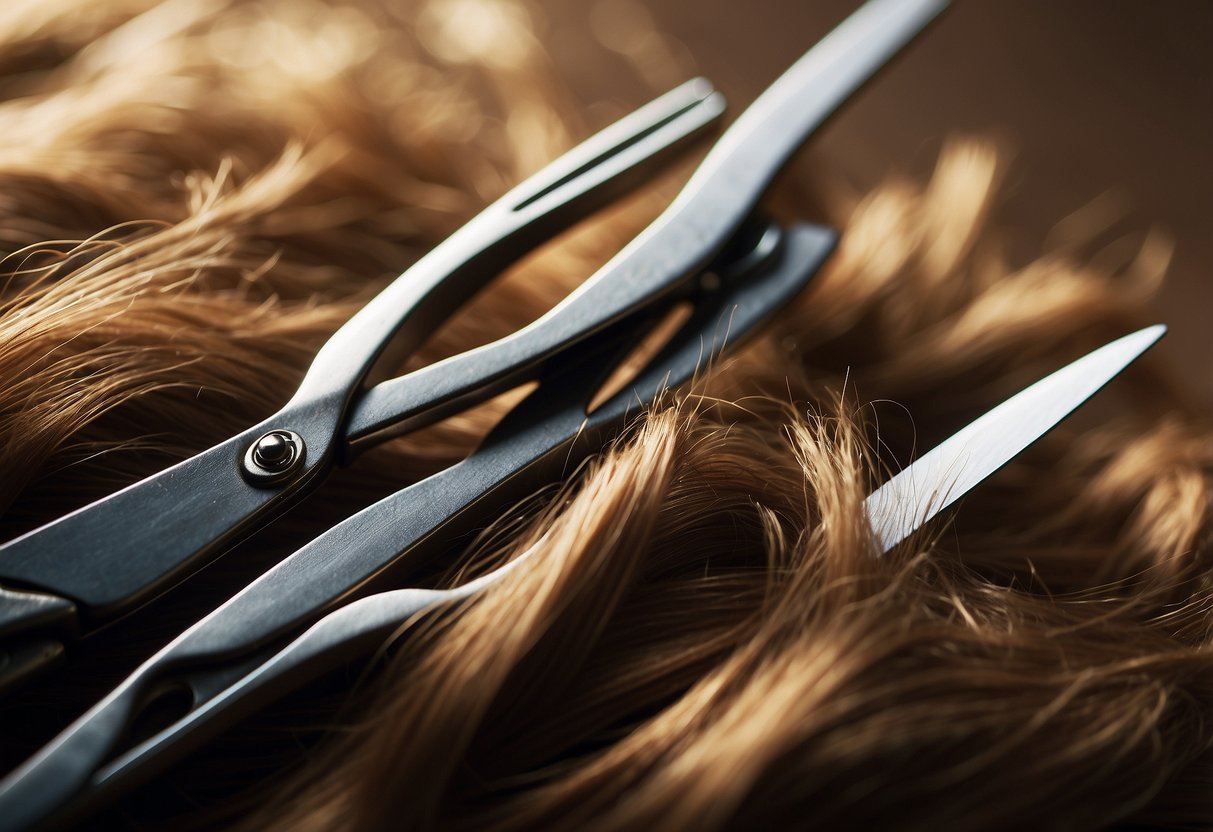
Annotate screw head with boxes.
[241,429,306,486]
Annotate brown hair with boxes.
[0,1,1209,830]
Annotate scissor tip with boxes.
[684,77,726,113]
[1129,323,1168,351]
[664,77,725,120]
[685,76,715,99]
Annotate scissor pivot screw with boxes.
[242,430,306,486]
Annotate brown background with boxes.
[534,0,1213,401]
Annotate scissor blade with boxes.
[345,0,950,450]
[866,325,1165,553]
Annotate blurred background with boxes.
[533,0,1213,401]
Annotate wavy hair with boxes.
[0,1,1208,829]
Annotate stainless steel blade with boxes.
[345,0,951,450]
[866,325,1165,552]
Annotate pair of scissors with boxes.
[0,0,951,692]
[0,0,1171,826]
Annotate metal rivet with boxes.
[241,429,306,486]
[253,432,294,469]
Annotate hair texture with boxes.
[0,1,1210,830]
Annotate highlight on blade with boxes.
[866,325,1166,553]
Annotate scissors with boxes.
[0,321,1165,831]
[0,0,1172,826]
[0,0,950,690]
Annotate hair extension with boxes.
[0,1,1209,830]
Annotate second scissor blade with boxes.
[866,325,1166,553]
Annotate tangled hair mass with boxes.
[0,1,1210,829]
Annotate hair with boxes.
[0,1,1209,830]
